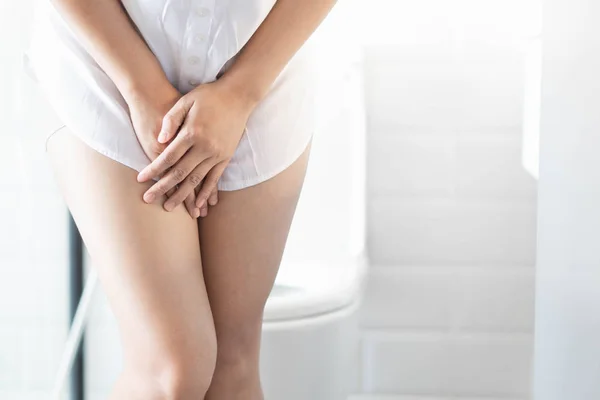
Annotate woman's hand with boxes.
[136,80,256,213]
[127,83,180,162]
[127,83,219,218]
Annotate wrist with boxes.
[121,74,178,107]
[218,71,265,112]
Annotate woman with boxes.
[26,0,336,398]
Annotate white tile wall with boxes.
[456,133,536,200]
[362,332,531,396]
[360,1,538,397]
[350,395,527,400]
[361,266,534,332]
[364,44,523,132]
[369,132,457,197]
[368,198,536,266]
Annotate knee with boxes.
[133,333,218,399]
[160,338,218,399]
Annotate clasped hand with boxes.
[129,80,254,218]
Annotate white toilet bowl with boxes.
[260,255,367,400]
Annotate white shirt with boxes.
[25,0,317,190]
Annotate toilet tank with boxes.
[280,0,366,266]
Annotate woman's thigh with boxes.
[46,127,216,387]
[198,141,312,361]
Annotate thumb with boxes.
[158,97,191,143]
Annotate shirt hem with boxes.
[217,130,314,191]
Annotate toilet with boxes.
[259,2,367,397]
[260,256,367,400]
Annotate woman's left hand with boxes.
[136,80,255,213]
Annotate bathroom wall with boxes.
[0,1,72,399]
[354,0,539,399]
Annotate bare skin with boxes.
[47,0,335,398]
[47,126,311,399]
[199,140,312,399]
[47,127,217,399]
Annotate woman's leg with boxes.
[46,127,217,399]
[199,141,312,400]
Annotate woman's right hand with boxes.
[126,83,218,218]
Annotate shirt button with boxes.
[188,79,200,86]
[188,56,200,65]
[194,34,206,43]
[195,7,210,17]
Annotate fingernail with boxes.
[196,199,205,208]
[144,193,155,203]
[200,208,208,217]
[137,172,147,182]
[158,131,167,143]
[208,197,217,206]
[194,209,200,218]
[164,202,173,212]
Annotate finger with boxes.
[164,168,177,197]
[208,186,218,207]
[166,186,177,198]
[197,180,210,217]
[164,159,215,212]
[158,96,191,144]
[184,192,200,219]
[195,162,226,208]
[199,203,209,218]
[137,130,194,183]
[142,150,204,203]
